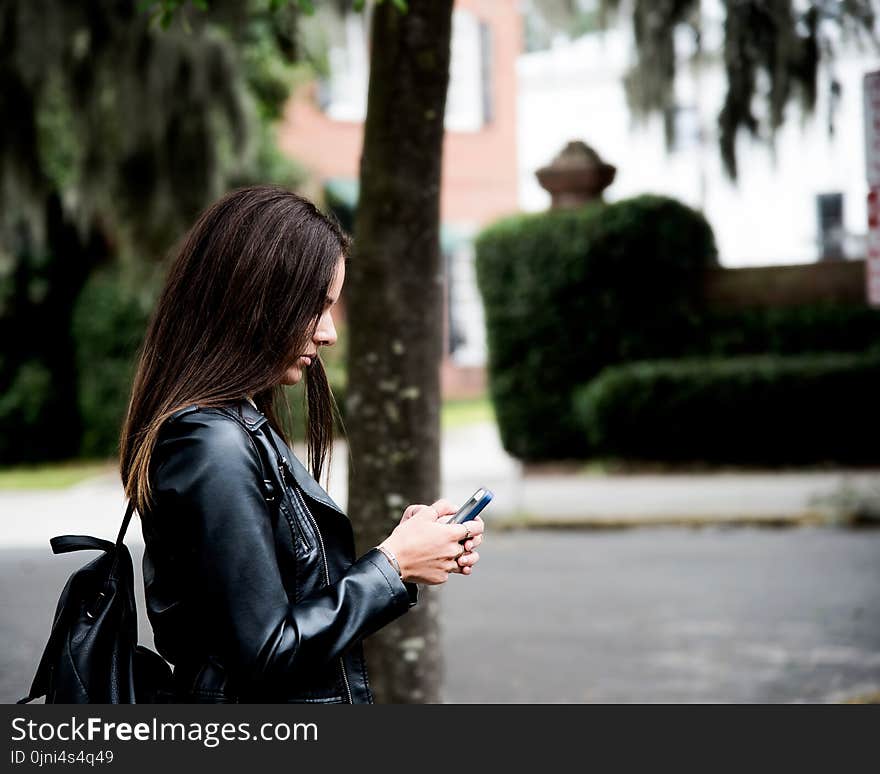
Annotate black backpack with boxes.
[17,500,173,704]
[17,407,288,704]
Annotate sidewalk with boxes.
[439,423,880,526]
[1,422,878,548]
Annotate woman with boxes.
[120,185,484,703]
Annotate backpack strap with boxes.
[114,500,136,548]
[106,500,136,582]
[50,535,116,555]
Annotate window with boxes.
[317,9,493,133]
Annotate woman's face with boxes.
[281,256,345,386]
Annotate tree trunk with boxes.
[347,0,454,704]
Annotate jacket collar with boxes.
[234,398,346,518]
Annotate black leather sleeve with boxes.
[151,412,414,689]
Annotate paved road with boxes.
[438,527,880,703]
[3,526,878,703]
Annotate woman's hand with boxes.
[400,500,486,575]
[400,499,484,572]
[382,499,485,584]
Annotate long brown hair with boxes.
[120,185,350,515]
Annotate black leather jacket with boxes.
[140,398,418,703]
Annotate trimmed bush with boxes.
[697,304,880,357]
[573,352,880,465]
[475,195,718,460]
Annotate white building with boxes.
[517,13,877,266]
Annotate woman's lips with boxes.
[298,356,312,366]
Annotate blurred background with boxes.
[1,0,879,703]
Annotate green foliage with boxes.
[230,121,308,191]
[475,194,718,460]
[352,0,407,11]
[0,197,98,464]
[573,352,880,465]
[0,360,53,462]
[35,75,81,192]
[143,0,408,29]
[1,0,325,464]
[71,269,156,458]
[141,0,313,29]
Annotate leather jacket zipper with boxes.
[285,468,354,705]
[278,476,310,551]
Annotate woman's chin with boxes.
[281,365,303,386]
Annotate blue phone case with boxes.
[447,488,493,524]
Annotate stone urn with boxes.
[535,140,616,209]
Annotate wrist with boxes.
[376,542,403,580]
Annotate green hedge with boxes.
[696,304,880,357]
[475,195,718,460]
[573,352,880,465]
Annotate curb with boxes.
[485,512,880,531]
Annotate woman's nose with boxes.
[315,311,337,347]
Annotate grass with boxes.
[441,395,495,429]
[0,459,116,490]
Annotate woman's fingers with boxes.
[401,504,428,522]
[407,504,440,522]
[459,517,485,538]
[462,534,483,553]
[450,519,484,544]
[408,499,456,522]
[404,502,487,525]
[450,551,479,575]
[430,499,458,519]
[449,518,485,572]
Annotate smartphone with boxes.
[446,487,493,525]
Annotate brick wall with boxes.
[277,0,522,227]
